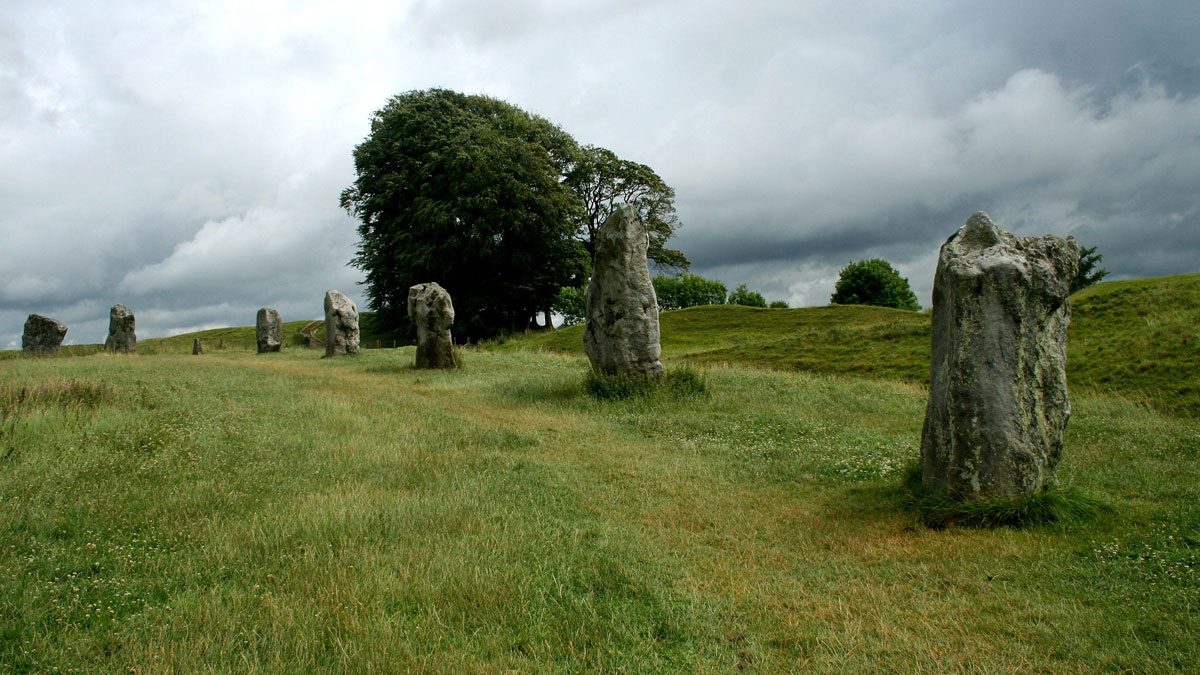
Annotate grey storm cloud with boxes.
[2,0,1199,346]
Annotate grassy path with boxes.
[2,349,1197,671]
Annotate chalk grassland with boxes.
[503,273,1200,416]
[2,346,1198,671]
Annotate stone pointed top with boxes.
[956,211,1003,250]
[598,204,647,246]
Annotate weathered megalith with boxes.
[583,205,663,378]
[920,211,1080,499]
[256,308,283,353]
[408,282,456,369]
[193,338,203,355]
[104,304,136,353]
[22,314,67,356]
[323,290,359,356]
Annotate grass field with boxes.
[500,273,1200,416]
[1,274,1197,671]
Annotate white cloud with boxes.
[1,0,1198,347]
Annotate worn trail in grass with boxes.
[2,349,1198,671]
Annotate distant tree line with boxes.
[553,273,785,327]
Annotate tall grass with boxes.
[1,348,1197,671]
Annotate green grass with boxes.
[1,311,401,359]
[500,273,1200,415]
[1,346,1198,671]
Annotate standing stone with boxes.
[323,290,359,356]
[408,282,456,369]
[583,205,663,378]
[256,308,283,353]
[193,338,203,355]
[920,211,1080,499]
[21,314,68,356]
[104,304,136,353]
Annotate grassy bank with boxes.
[2,348,1197,671]
[500,273,1200,415]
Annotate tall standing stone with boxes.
[193,338,203,355]
[22,314,68,356]
[408,282,456,369]
[104,304,136,353]
[584,205,663,378]
[323,290,359,356]
[256,308,283,353]
[920,212,1080,499]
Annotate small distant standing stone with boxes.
[193,338,203,355]
[584,205,663,378]
[920,211,1080,499]
[22,314,67,356]
[104,304,136,353]
[256,308,283,353]
[324,290,360,356]
[408,282,456,369]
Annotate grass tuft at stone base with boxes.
[900,464,1110,529]
[584,366,708,400]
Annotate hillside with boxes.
[501,273,1200,416]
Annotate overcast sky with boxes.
[3,0,1199,347]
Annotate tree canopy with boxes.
[551,285,586,327]
[564,145,689,272]
[1071,245,1109,294]
[652,274,726,311]
[830,258,921,311]
[340,89,589,340]
[728,283,767,307]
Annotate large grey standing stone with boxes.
[408,282,456,369]
[22,314,67,356]
[920,211,1080,499]
[323,290,359,356]
[104,304,136,353]
[256,308,283,353]
[583,205,663,378]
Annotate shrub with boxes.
[768,300,789,309]
[831,259,920,311]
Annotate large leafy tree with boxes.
[564,145,689,272]
[340,89,588,340]
[831,258,921,311]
